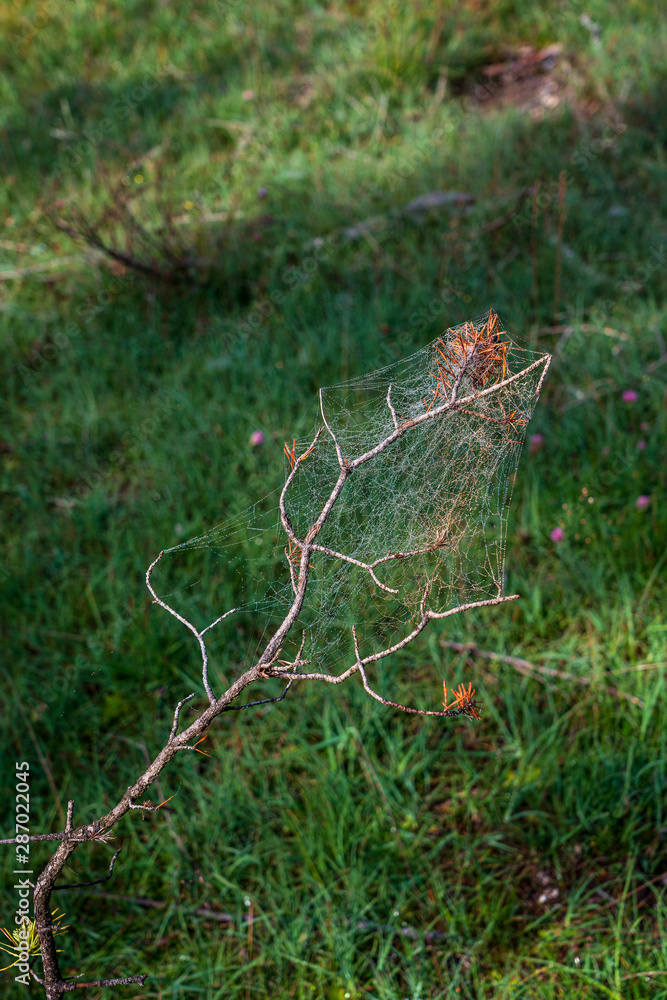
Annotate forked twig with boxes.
[145,550,237,704]
[309,539,447,594]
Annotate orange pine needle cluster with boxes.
[192,734,211,756]
[284,436,320,468]
[442,679,482,721]
[287,538,314,570]
[284,439,296,468]
[427,309,509,410]
[497,399,529,441]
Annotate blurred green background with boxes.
[1,1,665,997]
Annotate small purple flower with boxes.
[250,430,265,447]
[622,389,638,403]
[257,187,267,199]
[550,527,565,543]
[529,433,544,455]
[637,440,646,450]
[636,495,651,510]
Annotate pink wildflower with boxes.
[242,89,255,101]
[250,430,264,447]
[622,389,638,403]
[637,440,646,450]
[550,527,565,543]
[636,495,651,510]
[529,433,544,454]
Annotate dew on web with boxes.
[153,311,548,683]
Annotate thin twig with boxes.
[168,693,196,743]
[223,679,294,711]
[613,661,667,674]
[319,388,346,468]
[91,891,236,922]
[57,975,148,991]
[386,384,399,429]
[553,170,568,321]
[53,850,122,892]
[535,353,552,397]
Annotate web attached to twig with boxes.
[158,312,548,679]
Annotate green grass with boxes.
[1,1,666,997]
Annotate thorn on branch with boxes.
[128,792,176,819]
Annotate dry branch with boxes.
[3,327,551,996]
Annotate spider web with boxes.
[156,313,547,681]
